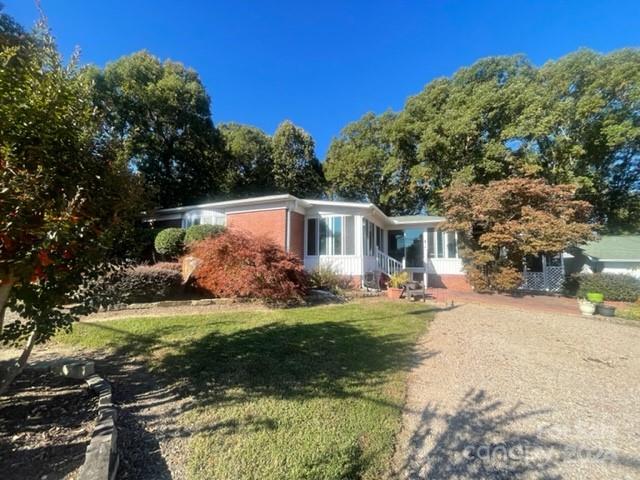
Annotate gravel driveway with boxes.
[394,303,640,480]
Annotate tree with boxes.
[443,178,594,292]
[87,51,225,207]
[0,10,140,394]
[324,112,422,215]
[219,123,275,194]
[271,120,325,198]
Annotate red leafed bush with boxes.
[189,231,308,303]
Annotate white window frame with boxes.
[182,209,226,228]
[305,215,355,256]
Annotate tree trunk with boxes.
[0,329,37,397]
[0,279,13,333]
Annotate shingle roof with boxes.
[582,235,640,261]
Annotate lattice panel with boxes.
[521,267,564,292]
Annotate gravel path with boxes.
[394,303,640,480]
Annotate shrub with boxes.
[189,231,308,303]
[154,228,185,258]
[568,273,640,302]
[93,265,183,304]
[309,265,352,294]
[184,224,226,245]
[618,302,640,321]
[388,271,410,289]
[153,262,182,272]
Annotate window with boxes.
[182,209,225,228]
[332,217,342,254]
[447,232,457,258]
[344,216,355,255]
[426,228,435,258]
[405,229,424,267]
[308,215,355,256]
[307,218,317,256]
[436,230,444,258]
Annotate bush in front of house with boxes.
[309,265,352,294]
[154,228,186,259]
[184,224,226,245]
[189,230,308,303]
[569,272,640,302]
[618,301,640,321]
[93,264,183,304]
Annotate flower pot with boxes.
[578,300,596,316]
[387,287,404,300]
[596,304,616,317]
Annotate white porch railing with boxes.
[376,249,402,276]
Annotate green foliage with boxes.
[154,228,185,258]
[325,112,419,215]
[388,271,410,289]
[617,303,640,321]
[272,120,325,198]
[92,265,183,304]
[220,123,275,194]
[573,273,640,302]
[87,51,225,207]
[184,224,226,245]
[444,178,593,292]
[329,51,640,231]
[0,9,141,350]
[308,265,351,294]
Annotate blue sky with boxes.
[5,0,639,158]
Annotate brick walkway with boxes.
[425,288,628,316]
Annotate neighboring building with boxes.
[144,194,470,290]
[566,235,640,279]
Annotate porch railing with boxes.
[376,249,402,276]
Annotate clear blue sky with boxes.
[5,0,640,158]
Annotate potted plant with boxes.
[387,271,409,299]
[578,298,596,316]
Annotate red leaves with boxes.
[189,230,308,302]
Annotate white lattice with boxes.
[521,266,564,292]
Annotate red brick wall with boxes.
[290,212,305,259]
[227,209,287,249]
[428,274,472,291]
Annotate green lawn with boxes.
[57,300,432,480]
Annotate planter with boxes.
[578,300,596,316]
[387,287,404,300]
[596,304,616,317]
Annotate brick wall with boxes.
[290,212,305,259]
[227,209,287,249]
[427,274,472,291]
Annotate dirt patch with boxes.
[0,369,96,480]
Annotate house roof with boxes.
[582,235,640,261]
[146,194,446,227]
[389,215,446,225]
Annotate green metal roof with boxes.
[582,235,640,261]
[390,214,445,224]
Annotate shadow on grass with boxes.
[156,319,436,407]
[399,389,640,479]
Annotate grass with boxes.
[617,302,640,321]
[56,300,433,480]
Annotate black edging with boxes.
[78,374,119,480]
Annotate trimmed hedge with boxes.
[567,272,640,302]
[154,228,185,258]
[93,265,183,304]
[184,224,226,245]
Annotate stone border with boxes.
[75,369,119,480]
[101,297,255,312]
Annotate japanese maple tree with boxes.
[443,178,594,292]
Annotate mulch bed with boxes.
[0,369,97,480]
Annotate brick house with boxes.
[145,194,471,291]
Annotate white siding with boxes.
[601,261,640,278]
